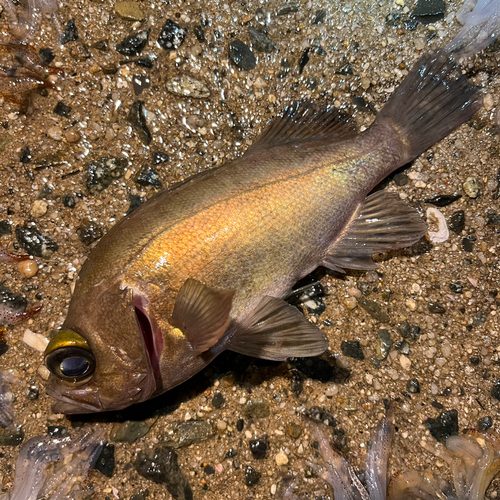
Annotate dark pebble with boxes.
[410,325,421,340]
[39,185,53,199]
[19,146,31,164]
[478,416,493,431]
[135,165,162,189]
[47,425,68,437]
[428,302,446,314]
[0,343,8,356]
[245,466,261,486]
[398,321,411,338]
[341,340,364,360]
[385,12,401,26]
[194,25,205,42]
[469,356,480,366]
[134,447,193,500]
[276,2,299,15]
[62,194,77,208]
[423,195,461,207]
[95,443,115,478]
[336,59,353,76]
[53,101,72,117]
[358,298,390,323]
[289,357,334,382]
[491,381,500,401]
[0,428,24,446]
[61,19,78,44]
[0,286,27,312]
[229,40,257,70]
[393,173,409,186]
[449,281,463,294]
[248,27,275,53]
[472,311,488,327]
[431,400,444,409]
[130,76,149,96]
[396,340,411,355]
[77,220,103,246]
[127,101,152,145]
[305,406,337,426]
[39,48,55,64]
[136,57,153,68]
[462,238,474,252]
[15,224,58,258]
[116,30,150,57]
[204,464,215,475]
[86,157,127,195]
[449,210,465,234]
[357,281,372,296]
[312,9,326,24]
[298,48,310,74]
[290,370,303,396]
[425,409,459,443]
[487,210,500,226]
[211,392,225,408]
[305,77,317,91]
[406,379,420,393]
[92,40,108,52]
[377,329,393,360]
[236,419,244,432]
[126,194,144,215]
[26,385,39,400]
[130,493,148,500]
[225,448,237,458]
[249,436,267,459]
[0,220,11,237]
[404,17,419,30]
[413,0,445,24]
[158,20,187,50]
[152,151,169,164]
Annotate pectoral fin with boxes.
[170,279,235,355]
[323,190,427,272]
[226,296,329,361]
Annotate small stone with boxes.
[242,399,270,419]
[39,48,55,64]
[245,466,261,486]
[15,224,58,258]
[423,195,461,207]
[62,194,77,208]
[211,392,225,408]
[426,207,449,243]
[152,151,169,164]
[406,379,420,393]
[47,425,68,437]
[486,210,500,226]
[22,329,49,352]
[344,297,357,309]
[249,436,267,459]
[290,357,334,382]
[116,30,150,56]
[60,19,78,44]
[194,25,205,42]
[134,447,193,500]
[0,220,11,236]
[472,311,488,327]
[19,146,31,163]
[111,421,150,443]
[413,0,445,24]
[77,220,103,246]
[64,129,81,143]
[285,422,302,439]
[478,416,493,431]
[305,406,337,426]
[275,450,288,466]
[158,20,187,50]
[428,302,446,314]
[135,165,162,189]
[94,443,115,477]
[127,100,152,145]
[166,75,210,99]
[115,2,145,21]
[449,210,465,234]
[396,340,411,355]
[470,356,480,366]
[229,39,257,70]
[30,200,48,218]
[406,299,417,311]
[26,384,39,400]
[376,329,393,360]
[425,410,459,443]
[397,321,411,338]
[361,77,371,90]
[47,126,63,141]
[17,259,38,278]
[87,157,127,195]
[276,2,300,15]
[0,427,24,446]
[136,56,153,68]
[341,340,364,360]
[312,9,326,24]
[248,27,275,53]
[449,281,463,294]
[126,194,143,215]
[0,343,8,356]
[163,420,214,448]
[358,298,390,323]
[216,420,227,431]
[132,74,151,96]
[463,177,480,198]
[236,419,244,432]
[68,40,90,61]
[399,354,411,370]
[53,101,72,117]
[91,40,108,52]
[38,185,53,199]
[491,381,500,401]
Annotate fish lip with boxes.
[47,389,104,415]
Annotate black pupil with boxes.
[60,357,90,377]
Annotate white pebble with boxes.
[30,200,48,218]
[275,450,289,466]
[406,298,417,311]
[426,207,449,243]
[23,329,49,352]
[37,365,51,380]
[399,354,411,370]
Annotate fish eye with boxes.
[44,329,95,384]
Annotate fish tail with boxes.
[372,51,481,165]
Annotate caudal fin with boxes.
[373,51,481,164]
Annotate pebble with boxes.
[406,379,420,393]
[77,220,103,246]
[158,20,187,50]
[53,101,71,117]
[248,27,275,53]
[249,436,267,459]
[376,329,393,360]
[423,195,461,207]
[449,210,465,234]
[491,381,500,401]
[361,77,371,90]
[110,420,150,443]
[216,420,227,431]
[275,450,288,466]
[60,18,78,44]
[0,427,24,446]
[344,297,357,309]
[243,399,270,419]
[114,2,145,21]
[406,299,417,311]
[358,298,390,323]
[163,420,214,448]
[341,340,364,360]
[397,340,411,355]
[426,207,449,243]
[62,194,77,208]
[135,165,162,189]
[47,425,68,437]
[424,409,459,443]
[47,126,63,141]
[304,406,337,426]
[86,157,127,195]
[211,392,225,408]
[229,40,257,70]
[37,365,50,380]
[399,354,411,370]
[290,357,334,383]
[116,30,150,56]
[0,220,11,236]
[285,422,302,439]
[64,129,81,143]
[276,2,300,15]
[478,416,493,431]
[39,48,55,65]
[30,200,48,218]
[165,75,210,99]
[17,259,38,278]
[413,0,445,24]
[127,100,152,145]
[428,302,446,314]
[22,329,49,352]
[94,443,115,477]
[463,177,480,198]
[19,146,31,163]
[153,151,169,164]
[16,224,58,258]
[134,447,193,500]
[245,466,261,486]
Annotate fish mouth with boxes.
[47,385,104,414]
[133,293,163,390]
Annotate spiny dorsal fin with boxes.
[245,101,357,155]
[323,190,427,272]
[170,278,235,355]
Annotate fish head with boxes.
[44,283,160,414]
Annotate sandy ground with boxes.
[0,0,499,498]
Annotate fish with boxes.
[44,51,480,414]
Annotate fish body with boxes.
[45,52,480,413]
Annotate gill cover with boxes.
[44,330,96,384]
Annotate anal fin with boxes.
[323,190,427,272]
[170,279,235,355]
[225,296,329,361]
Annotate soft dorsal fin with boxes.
[323,190,427,272]
[245,101,357,155]
[170,279,235,355]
